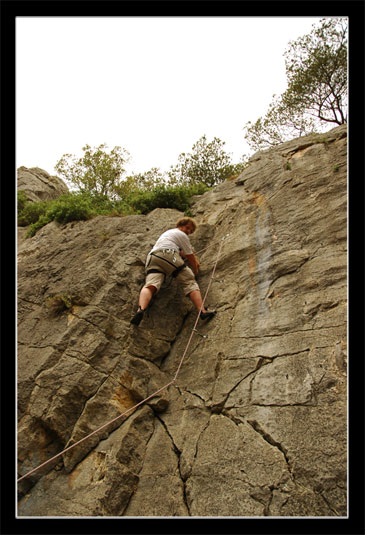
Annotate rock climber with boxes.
[130,216,216,326]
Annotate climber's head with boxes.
[176,217,197,235]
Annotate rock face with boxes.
[17,125,347,517]
[17,166,69,203]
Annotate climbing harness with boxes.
[17,233,229,484]
[146,263,186,279]
[146,248,187,278]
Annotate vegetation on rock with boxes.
[18,135,245,236]
[243,17,347,150]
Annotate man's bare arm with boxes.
[185,253,200,276]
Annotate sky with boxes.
[16,16,323,177]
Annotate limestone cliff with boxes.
[17,166,69,203]
[17,125,347,517]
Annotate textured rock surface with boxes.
[17,166,69,203]
[17,125,347,517]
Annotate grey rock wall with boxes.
[17,166,69,203]
[17,125,347,517]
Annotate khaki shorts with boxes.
[143,250,199,296]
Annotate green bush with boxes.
[17,190,29,213]
[22,193,93,237]
[22,192,138,237]
[18,182,209,238]
[45,193,96,224]
[18,198,48,226]
[27,214,53,237]
[128,183,209,215]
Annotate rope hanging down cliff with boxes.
[17,233,229,484]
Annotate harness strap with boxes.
[171,263,186,278]
[146,264,186,278]
[146,268,165,276]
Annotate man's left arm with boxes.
[185,253,200,276]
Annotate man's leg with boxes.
[131,276,161,326]
[188,289,207,313]
[178,268,216,321]
[139,285,156,310]
[189,290,216,320]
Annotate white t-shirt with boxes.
[151,228,193,255]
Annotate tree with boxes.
[55,143,130,199]
[244,17,347,151]
[243,94,317,150]
[167,135,244,188]
[123,167,167,194]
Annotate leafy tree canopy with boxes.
[244,17,347,151]
[167,135,247,188]
[122,167,166,195]
[55,143,131,199]
[54,135,248,204]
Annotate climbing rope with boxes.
[17,233,229,484]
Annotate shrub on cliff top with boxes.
[127,183,209,215]
[22,193,101,237]
[19,184,205,237]
[18,195,48,227]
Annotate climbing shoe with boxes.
[200,310,216,321]
[130,308,145,326]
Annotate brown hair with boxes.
[176,216,198,233]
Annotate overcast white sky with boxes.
[16,16,323,176]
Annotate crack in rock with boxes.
[155,414,191,515]
[247,419,292,473]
